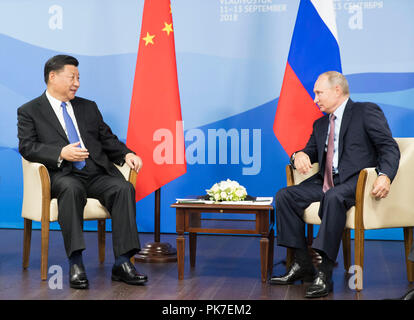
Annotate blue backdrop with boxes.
[0,0,413,240]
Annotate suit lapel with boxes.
[317,115,329,166]
[38,92,68,142]
[338,99,354,160]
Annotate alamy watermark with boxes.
[49,5,63,30]
[348,264,363,290]
[48,265,63,290]
[153,121,262,175]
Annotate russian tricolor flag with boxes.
[273,0,342,156]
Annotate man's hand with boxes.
[125,153,143,173]
[371,174,391,199]
[60,142,89,162]
[294,151,313,175]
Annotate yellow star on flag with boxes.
[142,32,155,46]
[162,22,173,36]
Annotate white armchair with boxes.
[285,138,414,291]
[21,158,137,280]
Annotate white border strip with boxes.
[310,0,339,42]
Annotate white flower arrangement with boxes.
[206,179,248,202]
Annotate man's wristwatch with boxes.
[290,152,297,169]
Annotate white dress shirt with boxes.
[45,90,86,165]
[45,90,86,148]
[325,97,348,174]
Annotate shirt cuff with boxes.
[57,156,63,167]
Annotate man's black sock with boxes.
[318,251,335,278]
[69,250,84,267]
[114,249,135,266]
[294,247,313,268]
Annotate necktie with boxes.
[323,114,336,192]
[61,102,86,170]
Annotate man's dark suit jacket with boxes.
[17,92,133,177]
[298,99,400,185]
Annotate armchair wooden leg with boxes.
[97,220,106,264]
[342,229,351,272]
[403,227,414,282]
[40,220,50,281]
[354,228,365,291]
[23,218,32,269]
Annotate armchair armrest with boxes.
[114,163,137,188]
[358,167,414,229]
[21,157,51,222]
[286,163,320,186]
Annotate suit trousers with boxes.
[50,161,141,258]
[275,174,357,262]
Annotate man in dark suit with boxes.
[17,55,148,289]
[269,71,400,298]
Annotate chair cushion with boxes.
[303,202,356,229]
[49,198,110,222]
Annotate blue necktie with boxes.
[61,102,86,170]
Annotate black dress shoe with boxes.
[400,288,414,300]
[305,271,333,298]
[112,261,148,285]
[269,262,316,285]
[69,264,89,289]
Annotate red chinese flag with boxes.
[127,0,186,201]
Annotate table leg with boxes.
[260,237,269,283]
[189,232,197,268]
[177,235,185,280]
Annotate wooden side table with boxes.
[171,202,275,282]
